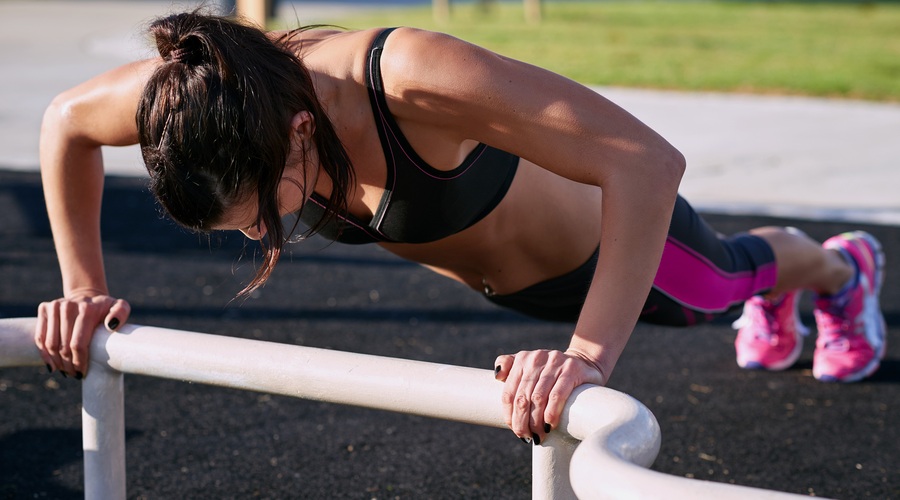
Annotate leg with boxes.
[737,228,886,382]
[734,226,845,371]
[749,226,853,297]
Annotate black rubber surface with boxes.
[1,170,897,499]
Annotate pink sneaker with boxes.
[813,231,887,382]
[733,291,808,371]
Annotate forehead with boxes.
[215,196,259,231]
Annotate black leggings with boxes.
[485,196,777,326]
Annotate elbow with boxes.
[41,92,78,140]
[648,143,686,202]
[40,91,90,174]
[666,146,686,193]
[670,145,687,179]
[40,96,66,174]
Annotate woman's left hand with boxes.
[494,349,606,444]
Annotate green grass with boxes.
[306,1,900,101]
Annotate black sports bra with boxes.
[299,28,520,244]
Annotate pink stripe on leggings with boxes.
[653,236,777,313]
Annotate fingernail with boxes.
[75,372,84,380]
[107,318,120,330]
[46,364,53,373]
[544,423,552,433]
[520,437,532,445]
[533,433,541,446]
[494,365,501,375]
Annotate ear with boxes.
[290,110,315,140]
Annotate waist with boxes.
[381,163,604,294]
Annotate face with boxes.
[214,110,316,240]
[214,196,267,240]
[215,173,307,241]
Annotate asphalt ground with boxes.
[0,169,897,499]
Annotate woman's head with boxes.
[137,11,353,294]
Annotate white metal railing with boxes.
[0,317,814,499]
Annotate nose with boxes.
[240,222,267,241]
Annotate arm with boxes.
[382,29,685,440]
[36,60,158,377]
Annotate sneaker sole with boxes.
[855,231,887,363]
[738,337,803,372]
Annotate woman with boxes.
[35,11,885,445]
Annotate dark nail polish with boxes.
[494,365,501,375]
[75,372,84,380]
[533,433,541,446]
[544,423,552,433]
[46,364,53,373]
[520,437,532,445]
[107,318,120,330]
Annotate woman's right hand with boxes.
[35,61,151,379]
[35,290,130,378]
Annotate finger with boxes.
[69,305,98,378]
[34,303,54,369]
[510,351,545,440]
[499,355,525,430]
[105,299,130,332]
[530,352,565,441]
[57,301,79,376]
[542,360,581,433]
[493,354,514,381]
[543,357,604,432]
[43,301,64,373]
[542,381,570,435]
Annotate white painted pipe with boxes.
[0,317,43,367]
[533,431,579,499]
[0,318,821,499]
[93,322,509,428]
[82,363,126,500]
[562,361,812,500]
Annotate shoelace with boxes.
[740,299,784,344]
[815,307,853,351]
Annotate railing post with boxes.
[433,0,450,24]
[236,0,270,27]
[524,0,542,24]
[82,360,126,500]
[533,431,579,499]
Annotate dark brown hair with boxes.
[138,11,353,295]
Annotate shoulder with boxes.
[271,27,386,58]
[376,28,506,107]
[383,27,479,55]
[46,58,162,147]
[374,28,526,130]
[379,27,493,85]
[273,27,388,83]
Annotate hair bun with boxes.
[150,12,208,66]
[167,44,202,65]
